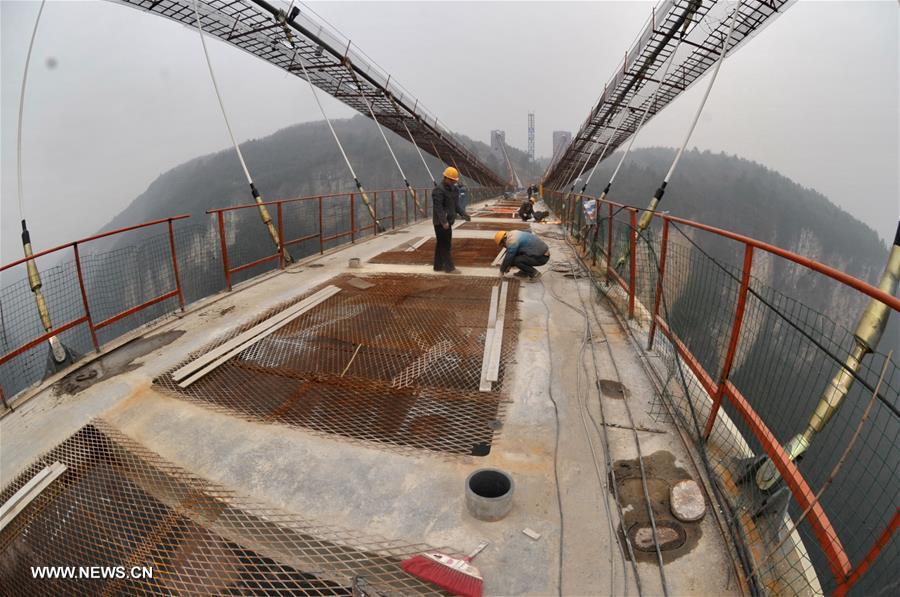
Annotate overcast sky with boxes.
[2,0,898,263]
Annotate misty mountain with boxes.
[100,118,890,327]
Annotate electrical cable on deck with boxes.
[297,52,382,232]
[343,60,424,217]
[192,0,290,262]
[627,0,744,258]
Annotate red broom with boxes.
[402,541,489,597]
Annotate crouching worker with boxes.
[517,197,536,221]
[495,230,550,280]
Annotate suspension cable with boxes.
[193,0,288,260]
[387,94,436,186]
[296,53,381,231]
[606,37,684,198]
[16,0,47,222]
[638,0,743,232]
[581,110,630,193]
[344,61,424,215]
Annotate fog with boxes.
[2,0,897,264]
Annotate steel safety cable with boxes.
[589,36,684,256]
[14,0,69,368]
[16,0,46,222]
[386,94,436,187]
[635,0,743,238]
[193,0,289,261]
[605,36,684,199]
[343,61,424,217]
[297,52,381,231]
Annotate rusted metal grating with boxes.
[457,221,531,231]
[0,420,454,595]
[155,274,519,456]
[473,211,519,218]
[368,239,503,268]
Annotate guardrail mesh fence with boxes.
[547,190,898,596]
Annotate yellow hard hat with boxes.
[443,167,460,181]
[494,231,507,246]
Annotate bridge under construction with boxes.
[1,1,898,596]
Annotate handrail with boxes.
[546,188,898,594]
[0,215,191,273]
[0,215,189,379]
[561,192,900,312]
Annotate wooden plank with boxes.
[172,286,340,382]
[491,248,507,267]
[405,236,430,252]
[176,287,341,387]
[479,285,500,392]
[486,281,509,382]
[0,461,67,532]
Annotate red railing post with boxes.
[391,190,395,229]
[703,243,754,438]
[276,202,285,269]
[405,189,410,224]
[318,196,324,254]
[629,208,637,319]
[648,217,670,349]
[217,211,232,292]
[73,244,100,352]
[167,219,185,311]
[606,203,614,279]
[835,509,899,596]
[373,191,378,236]
[350,194,355,243]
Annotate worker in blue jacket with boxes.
[494,230,550,280]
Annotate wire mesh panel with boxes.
[0,420,452,595]
[369,238,502,268]
[155,274,519,456]
[551,194,899,595]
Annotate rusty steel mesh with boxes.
[368,238,503,268]
[154,274,519,456]
[457,221,531,232]
[0,419,455,595]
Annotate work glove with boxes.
[442,222,450,230]
[464,214,472,222]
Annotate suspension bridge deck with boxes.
[0,197,744,595]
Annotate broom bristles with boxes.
[402,553,484,597]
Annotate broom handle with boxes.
[466,541,490,561]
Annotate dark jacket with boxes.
[432,182,468,226]
[517,200,534,219]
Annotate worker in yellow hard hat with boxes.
[494,229,550,280]
[432,166,471,273]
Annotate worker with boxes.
[527,184,534,200]
[517,197,536,221]
[495,230,550,280]
[432,166,471,273]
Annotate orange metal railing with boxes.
[547,189,898,595]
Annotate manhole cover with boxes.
[627,520,687,552]
[599,379,628,399]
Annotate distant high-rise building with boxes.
[552,130,573,161]
[527,113,535,162]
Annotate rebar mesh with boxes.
[457,221,531,231]
[545,190,899,596]
[0,419,453,595]
[154,274,519,456]
[369,238,502,268]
